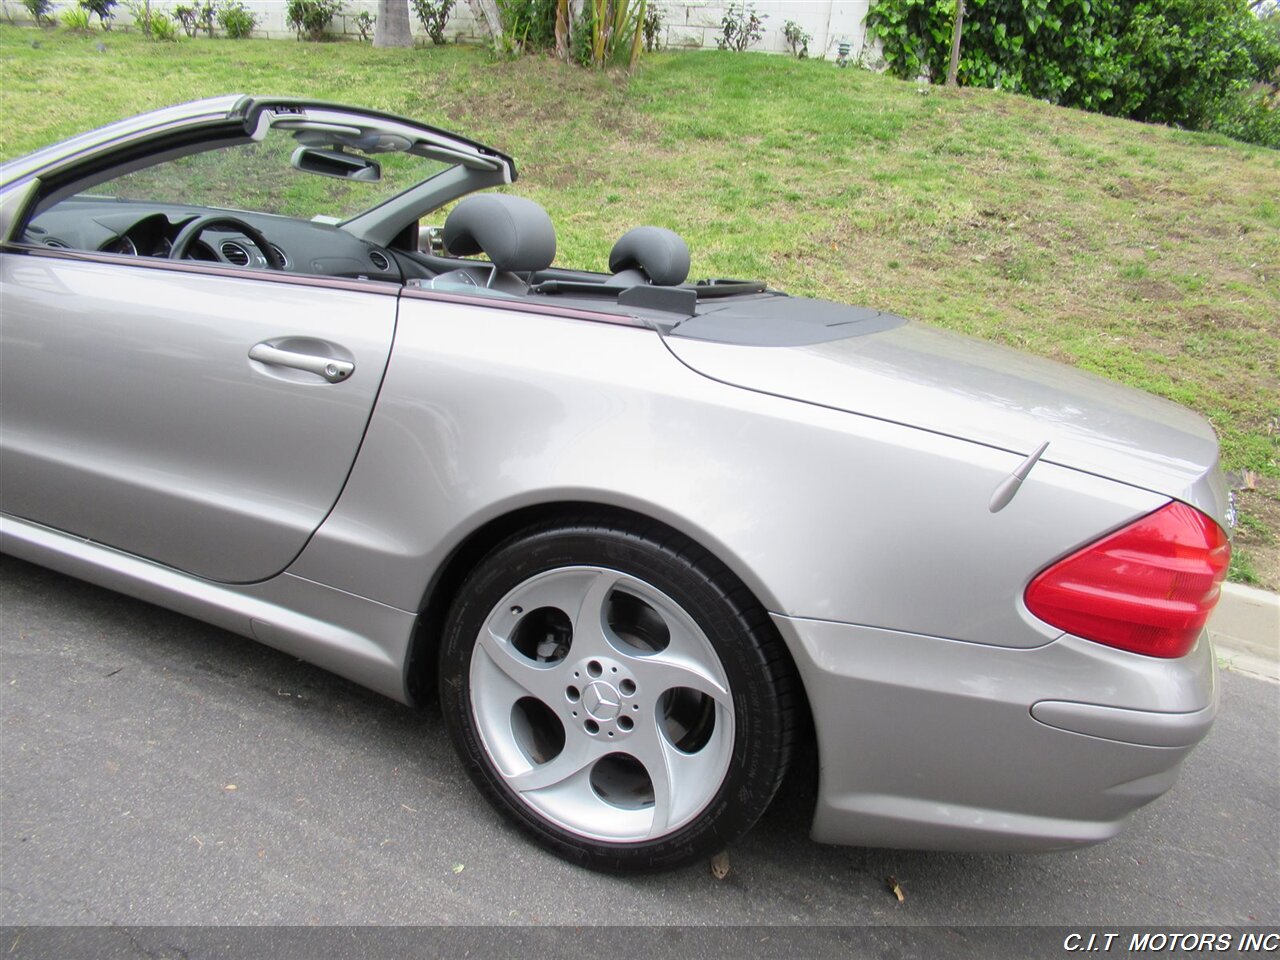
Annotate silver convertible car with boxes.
[0,97,1232,872]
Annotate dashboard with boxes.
[23,198,403,282]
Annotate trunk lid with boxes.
[664,314,1228,523]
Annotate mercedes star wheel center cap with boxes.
[583,680,622,721]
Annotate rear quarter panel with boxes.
[288,298,1166,650]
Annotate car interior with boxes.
[18,104,767,322]
[24,188,765,315]
[16,104,885,346]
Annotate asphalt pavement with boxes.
[2,554,1277,931]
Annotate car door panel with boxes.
[0,253,395,583]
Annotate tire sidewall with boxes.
[438,526,786,871]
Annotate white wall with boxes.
[656,1,870,61]
[4,0,873,60]
[0,0,489,40]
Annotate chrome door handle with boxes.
[248,342,354,383]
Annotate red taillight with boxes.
[1025,502,1230,659]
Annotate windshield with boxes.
[80,122,453,222]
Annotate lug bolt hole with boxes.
[619,679,636,696]
[584,719,600,735]
[587,661,602,678]
[607,731,615,737]
[566,685,580,702]
[618,715,634,732]
[632,704,640,711]
[510,605,523,616]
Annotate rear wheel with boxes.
[438,518,798,871]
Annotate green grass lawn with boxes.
[2,26,1278,586]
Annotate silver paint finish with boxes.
[0,514,415,701]
[773,612,1217,850]
[8,244,406,295]
[1029,699,1217,748]
[0,253,393,582]
[0,177,39,245]
[665,322,1227,523]
[290,299,1165,651]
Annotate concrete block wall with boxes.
[1,0,480,40]
[3,0,873,60]
[655,0,871,61]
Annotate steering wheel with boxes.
[170,215,285,270]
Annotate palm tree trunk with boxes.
[555,0,570,60]
[946,0,965,87]
[374,0,413,47]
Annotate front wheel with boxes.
[438,518,798,872]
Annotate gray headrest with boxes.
[608,226,690,286]
[443,194,556,273]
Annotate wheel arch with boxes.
[404,500,808,732]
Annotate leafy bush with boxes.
[495,0,558,52]
[642,3,662,51]
[353,8,374,40]
[173,1,216,36]
[22,0,53,26]
[489,0,648,69]
[864,0,1280,147]
[1209,85,1280,148]
[286,0,343,40]
[59,6,92,29]
[716,2,765,52]
[573,0,646,68]
[1118,0,1280,131]
[1265,4,1280,45]
[411,0,454,44]
[218,0,256,37]
[149,10,179,39]
[123,0,152,33]
[79,0,118,29]
[783,18,810,58]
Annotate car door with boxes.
[0,250,396,583]
[0,97,519,585]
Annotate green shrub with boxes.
[149,10,179,39]
[411,0,454,44]
[286,0,344,40]
[79,0,118,29]
[575,0,646,67]
[123,0,152,34]
[59,6,92,30]
[490,0,647,67]
[22,0,53,26]
[218,0,256,37]
[865,0,1280,147]
[495,0,558,52]
[641,3,662,51]
[172,3,195,34]
[353,8,374,40]
[716,2,765,52]
[1211,87,1280,149]
[173,2,216,36]
[1118,0,1280,129]
[783,18,811,58]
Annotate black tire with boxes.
[438,515,799,872]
